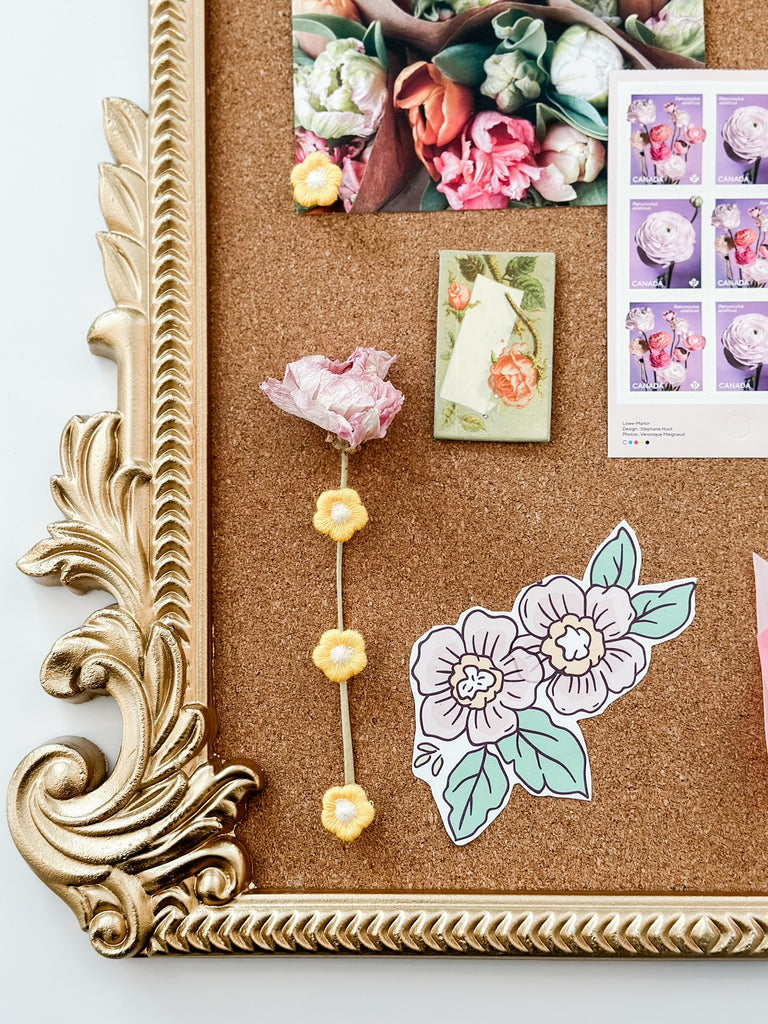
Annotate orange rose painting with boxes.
[434,250,555,442]
[489,346,538,409]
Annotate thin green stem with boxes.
[505,293,542,359]
[336,448,355,785]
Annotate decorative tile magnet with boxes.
[434,250,555,442]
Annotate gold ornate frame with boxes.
[8,0,768,958]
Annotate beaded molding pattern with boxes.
[8,0,768,957]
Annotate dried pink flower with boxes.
[261,347,404,450]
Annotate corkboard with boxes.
[207,0,768,894]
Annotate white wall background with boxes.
[2,2,768,1020]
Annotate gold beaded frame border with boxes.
[8,0,768,958]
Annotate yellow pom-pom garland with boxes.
[313,487,369,543]
[321,783,375,842]
[291,152,342,208]
[312,628,367,683]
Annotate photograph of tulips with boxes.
[291,1,706,213]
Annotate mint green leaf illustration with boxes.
[589,524,638,589]
[444,747,510,843]
[630,582,696,640]
[498,709,589,798]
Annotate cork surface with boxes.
[208,0,768,893]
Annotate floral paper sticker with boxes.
[409,523,696,846]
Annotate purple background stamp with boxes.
[626,302,704,393]
[627,93,704,187]
[717,95,768,186]
[630,198,702,290]
[716,301,768,391]
[712,199,768,288]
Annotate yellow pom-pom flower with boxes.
[312,628,367,683]
[321,783,375,842]
[291,152,343,208]
[313,488,369,543]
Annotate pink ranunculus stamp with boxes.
[626,302,704,392]
[628,92,704,186]
[712,199,768,287]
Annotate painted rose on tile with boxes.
[488,345,538,408]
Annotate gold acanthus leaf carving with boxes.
[18,413,151,617]
[9,90,263,958]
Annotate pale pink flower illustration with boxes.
[515,577,647,716]
[411,608,543,746]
